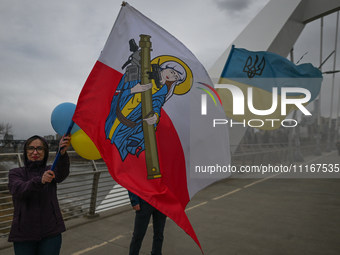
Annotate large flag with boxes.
[72,3,230,250]
[217,45,323,130]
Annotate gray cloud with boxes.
[213,0,252,12]
[0,0,338,139]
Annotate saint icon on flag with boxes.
[105,37,193,162]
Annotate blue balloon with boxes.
[51,102,81,136]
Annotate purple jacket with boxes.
[7,135,70,242]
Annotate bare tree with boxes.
[0,122,13,140]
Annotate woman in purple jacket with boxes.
[8,134,71,255]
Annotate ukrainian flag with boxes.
[217,45,323,130]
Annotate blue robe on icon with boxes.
[105,74,167,161]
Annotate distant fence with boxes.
[0,142,327,237]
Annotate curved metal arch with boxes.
[208,0,340,83]
[208,0,340,152]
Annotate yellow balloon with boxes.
[71,129,102,160]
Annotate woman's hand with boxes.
[42,170,55,184]
[132,204,140,211]
[59,134,71,155]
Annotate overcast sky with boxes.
[1,0,339,139]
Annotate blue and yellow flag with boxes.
[217,45,323,130]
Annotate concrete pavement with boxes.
[1,151,340,255]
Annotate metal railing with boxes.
[0,151,130,237]
[231,142,327,166]
[0,142,328,237]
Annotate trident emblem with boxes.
[243,55,265,79]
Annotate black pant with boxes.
[129,201,167,255]
[13,234,62,255]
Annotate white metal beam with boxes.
[208,0,340,152]
[303,0,340,23]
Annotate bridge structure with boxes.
[208,0,340,155]
[0,139,60,152]
[1,1,340,254]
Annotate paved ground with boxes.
[1,151,340,254]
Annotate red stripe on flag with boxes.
[73,61,201,249]
[73,61,123,136]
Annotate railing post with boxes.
[84,160,100,219]
[17,153,23,167]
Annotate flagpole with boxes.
[219,45,235,81]
[290,48,304,162]
[315,17,323,156]
[51,120,74,171]
[334,12,340,149]
[288,48,294,164]
[325,11,338,151]
[139,34,161,180]
[335,78,340,145]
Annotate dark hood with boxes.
[23,135,49,167]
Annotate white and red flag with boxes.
[73,2,230,251]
